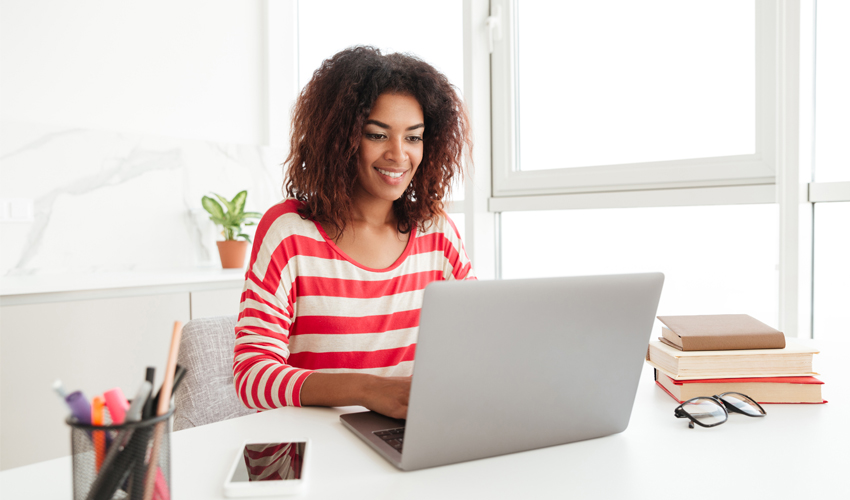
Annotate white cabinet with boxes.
[190,288,243,319]
[0,293,191,470]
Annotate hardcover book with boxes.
[653,371,825,404]
[656,314,785,351]
[646,339,818,379]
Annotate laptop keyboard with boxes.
[373,427,405,452]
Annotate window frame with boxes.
[490,0,780,198]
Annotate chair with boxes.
[173,315,254,431]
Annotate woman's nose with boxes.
[383,138,406,163]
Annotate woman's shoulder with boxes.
[418,212,463,241]
[255,199,322,244]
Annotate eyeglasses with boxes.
[674,392,766,429]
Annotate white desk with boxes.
[3,339,848,500]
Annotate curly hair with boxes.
[283,46,472,235]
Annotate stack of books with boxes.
[646,314,825,404]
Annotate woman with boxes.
[233,47,474,420]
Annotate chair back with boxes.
[173,315,254,431]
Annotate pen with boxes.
[151,365,186,410]
[142,367,156,419]
[53,379,68,400]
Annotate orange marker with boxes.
[91,395,106,471]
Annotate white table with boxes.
[3,339,848,500]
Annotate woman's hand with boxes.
[362,376,411,420]
[299,373,411,419]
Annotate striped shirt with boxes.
[233,199,475,410]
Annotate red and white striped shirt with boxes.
[233,199,474,410]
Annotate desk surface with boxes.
[3,339,848,500]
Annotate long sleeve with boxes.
[232,202,314,409]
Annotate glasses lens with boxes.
[720,393,765,416]
[682,398,727,426]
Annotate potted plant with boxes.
[201,190,262,268]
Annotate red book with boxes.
[654,371,826,404]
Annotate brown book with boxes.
[646,339,818,379]
[656,314,785,351]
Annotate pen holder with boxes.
[67,406,174,500]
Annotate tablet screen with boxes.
[229,442,306,482]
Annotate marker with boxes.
[65,391,91,424]
[92,396,106,471]
[104,388,130,424]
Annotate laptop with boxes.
[340,272,664,471]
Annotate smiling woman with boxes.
[232,47,474,420]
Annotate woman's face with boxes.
[356,93,425,205]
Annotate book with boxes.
[646,339,818,379]
[653,371,825,404]
[656,314,785,351]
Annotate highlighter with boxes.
[65,391,92,424]
[104,388,130,424]
[91,396,106,471]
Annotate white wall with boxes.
[0,0,293,277]
[0,0,266,144]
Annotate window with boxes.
[810,1,850,339]
[814,0,850,183]
[813,202,850,341]
[501,205,779,326]
[491,0,777,197]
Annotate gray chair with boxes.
[173,315,254,431]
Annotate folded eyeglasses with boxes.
[674,392,766,429]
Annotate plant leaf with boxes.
[208,215,227,226]
[202,196,226,220]
[237,233,252,243]
[213,193,235,214]
[231,191,247,216]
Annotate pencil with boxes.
[142,320,182,500]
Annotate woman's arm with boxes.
[234,202,411,418]
[300,373,411,419]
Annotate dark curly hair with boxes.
[283,46,472,235]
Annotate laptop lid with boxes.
[399,272,664,471]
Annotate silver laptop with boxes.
[341,272,664,471]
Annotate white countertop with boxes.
[0,267,246,304]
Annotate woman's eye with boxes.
[407,136,423,143]
[366,133,386,140]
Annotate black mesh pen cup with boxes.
[67,406,174,500]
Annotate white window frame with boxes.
[490,0,779,198]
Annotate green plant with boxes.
[201,190,263,242]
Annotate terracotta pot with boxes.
[216,240,250,269]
